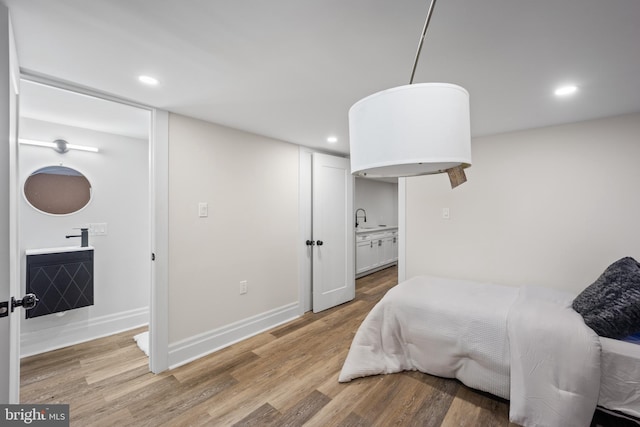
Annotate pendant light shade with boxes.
[349,82,471,178]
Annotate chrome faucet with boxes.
[355,208,367,228]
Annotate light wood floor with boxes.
[21,266,633,426]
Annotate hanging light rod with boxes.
[348,0,471,188]
[19,138,99,153]
[409,0,438,85]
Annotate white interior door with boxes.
[0,5,21,403]
[312,153,354,313]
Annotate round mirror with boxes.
[24,166,92,215]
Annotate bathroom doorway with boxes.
[17,79,153,369]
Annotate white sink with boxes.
[25,246,94,256]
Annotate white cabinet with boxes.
[356,233,381,274]
[356,237,374,274]
[355,229,398,277]
[381,235,395,265]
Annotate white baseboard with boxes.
[168,302,299,370]
[20,307,149,357]
[355,261,398,279]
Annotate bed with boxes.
[339,274,640,427]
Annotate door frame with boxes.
[4,8,21,402]
[15,71,170,375]
[298,148,313,314]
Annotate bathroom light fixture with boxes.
[19,138,100,153]
[327,136,338,143]
[348,0,471,188]
[554,85,578,96]
[138,75,159,86]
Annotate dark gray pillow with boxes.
[572,257,640,339]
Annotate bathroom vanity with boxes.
[355,227,398,277]
[25,246,94,318]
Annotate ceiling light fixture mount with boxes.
[19,138,100,153]
[348,0,471,188]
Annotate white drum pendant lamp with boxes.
[349,82,470,177]
[348,0,471,187]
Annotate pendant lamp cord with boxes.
[409,0,438,85]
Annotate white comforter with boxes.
[339,276,602,427]
[507,285,601,426]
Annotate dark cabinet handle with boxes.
[306,240,315,246]
[317,240,324,246]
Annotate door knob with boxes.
[11,293,39,312]
[316,240,324,246]
[305,240,315,246]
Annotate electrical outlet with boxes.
[240,280,248,295]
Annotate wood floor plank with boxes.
[403,373,460,427]
[81,407,133,427]
[337,411,371,427]
[441,385,511,427]
[305,379,377,426]
[277,390,331,427]
[130,373,238,426]
[267,348,346,413]
[351,374,414,424]
[232,403,281,427]
[371,374,434,427]
[171,347,259,384]
[101,366,169,402]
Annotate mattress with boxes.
[599,337,640,418]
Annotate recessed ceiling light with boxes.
[138,75,159,86]
[327,136,338,143]
[554,85,578,96]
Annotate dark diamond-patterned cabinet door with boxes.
[26,250,94,318]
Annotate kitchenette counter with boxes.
[355,226,398,234]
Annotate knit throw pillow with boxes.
[572,257,640,339]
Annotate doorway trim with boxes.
[298,147,313,314]
[17,70,169,373]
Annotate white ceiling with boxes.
[4,0,640,154]
[20,80,150,140]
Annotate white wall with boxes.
[19,117,150,355]
[167,114,300,367]
[354,178,398,227]
[405,113,640,294]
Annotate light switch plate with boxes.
[198,202,208,218]
[88,223,108,235]
[442,208,450,220]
